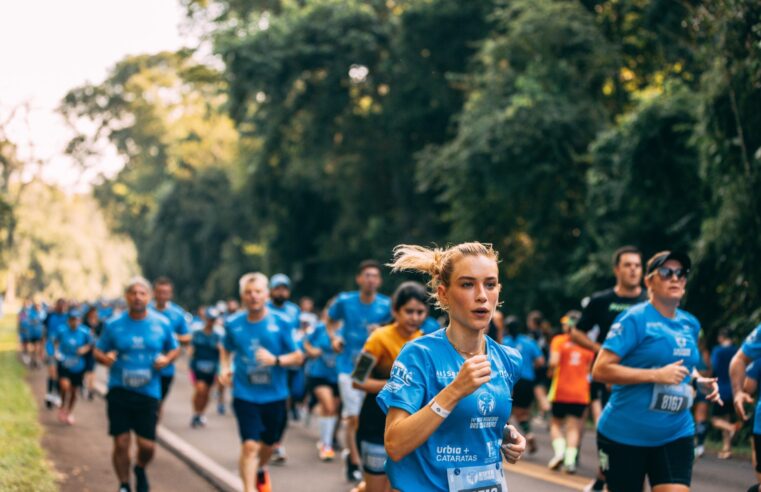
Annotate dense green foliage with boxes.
[62,0,760,338]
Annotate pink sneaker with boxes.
[66,413,76,425]
[58,409,68,423]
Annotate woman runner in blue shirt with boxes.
[592,251,721,492]
[377,242,526,492]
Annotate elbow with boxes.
[384,437,405,463]
[591,361,608,384]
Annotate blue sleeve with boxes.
[747,362,761,382]
[177,310,190,335]
[223,323,235,352]
[96,324,113,352]
[710,347,719,373]
[601,312,641,358]
[532,340,543,361]
[280,319,298,353]
[376,343,429,415]
[327,296,344,322]
[742,324,761,360]
[45,334,56,357]
[164,323,179,351]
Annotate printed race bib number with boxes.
[122,368,152,388]
[447,463,507,492]
[649,383,693,414]
[195,360,217,374]
[247,366,272,385]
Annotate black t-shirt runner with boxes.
[577,288,647,344]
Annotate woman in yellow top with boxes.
[352,282,429,492]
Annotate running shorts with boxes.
[712,401,736,419]
[551,402,586,419]
[512,378,535,409]
[160,375,174,401]
[597,432,693,491]
[107,387,159,440]
[232,398,288,445]
[338,373,365,418]
[754,434,761,473]
[190,370,216,387]
[57,363,85,388]
[356,435,387,475]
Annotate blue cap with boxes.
[67,309,81,318]
[205,307,220,319]
[270,273,291,289]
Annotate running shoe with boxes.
[344,450,362,482]
[217,403,226,415]
[527,434,537,454]
[564,462,577,475]
[547,455,563,471]
[271,446,287,465]
[583,479,606,492]
[118,483,131,492]
[256,469,272,492]
[134,465,149,492]
[319,444,335,462]
[45,393,55,409]
[58,409,68,423]
[198,415,208,427]
[190,416,200,428]
[66,413,76,426]
[694,444,705,458]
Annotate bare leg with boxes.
[135,437,156,467]
[113,433,131,483]
[240,440,260,492]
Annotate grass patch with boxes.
[0,314,57,492]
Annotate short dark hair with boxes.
[153,276,173,287]
[392,281,428,311]
[357,259,382,274]
[613,246,642,267]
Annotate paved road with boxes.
[98,353,754,491]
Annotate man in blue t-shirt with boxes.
[149,276,191,405]
[730,321,761,422]
[327,259,392,482]
[94,277,179,492]
[220,272,304,492]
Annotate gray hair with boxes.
[125,276,152,294]
[238,272,269,296]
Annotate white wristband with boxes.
[429,399,451,419]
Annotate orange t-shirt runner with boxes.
[548,333,595,405]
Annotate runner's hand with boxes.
[102,350,118,367]
[255,347,276,366]
[331,337,344,353]
[654,360,689,385]
[501,424,526,464]
[153,354,171,370]
[734,390,754,421]
[218,369,233,387]
[450,355,491,398]
[696,376,722,405]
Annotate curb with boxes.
[94,381,242,492]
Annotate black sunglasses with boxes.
[654,266,689,280]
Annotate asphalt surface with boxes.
[38,351,757,491]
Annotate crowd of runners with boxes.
[14,242,761,492]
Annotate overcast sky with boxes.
[0,1,190,191]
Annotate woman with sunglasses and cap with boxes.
[592,251,722,492]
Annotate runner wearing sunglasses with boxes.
[592,251,722,492]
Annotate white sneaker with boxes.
[695,444,705,458]
[548,455,563,471]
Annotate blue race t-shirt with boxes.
[223,310,298,404]
[745,361,761,434]
[421,317,441,335]
[267,300,301,332]
[191,329,222,376]
[25,306,46,340]
[305,323,338,383]
[44,311,66,341]
[741,323,761,360]
[96,311,177,400]
[376,330,522,492]
[502,334,543,381]
[150,302,190,377]
[597,302,701,446]
[711,343,738,404]
[53,326,92,373]
[328,292,392,374]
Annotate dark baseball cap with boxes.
[645,251,692,276]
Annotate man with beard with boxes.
[95,277,179,492]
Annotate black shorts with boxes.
[512,379,535,409]
[191,370,217,387]
[590,381,611,406]
[754,434,761,473]
[306,376,340,398]
[57,364,85,388]
[107,387,159,440]
[597,432,693,491]
[232,398,288,445]
[712,401,736,419]
[28,336,42,343]
[160,375,174,400]
[551,402,586,419]
[83,352,95,372]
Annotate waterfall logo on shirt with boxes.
[673,335,691,357]
[131,336,145,349]
[477,392,496,416]
[606,323,623,340]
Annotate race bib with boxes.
[649,382,693,414]
[247,365,272,385]
[122,368,152,388]
[62,356,80,369]
[195,360,217,374]
[447,463,507,492]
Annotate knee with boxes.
[114,435,130,453]
[242,441,260,458]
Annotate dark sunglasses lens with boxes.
[657,267,688,279]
